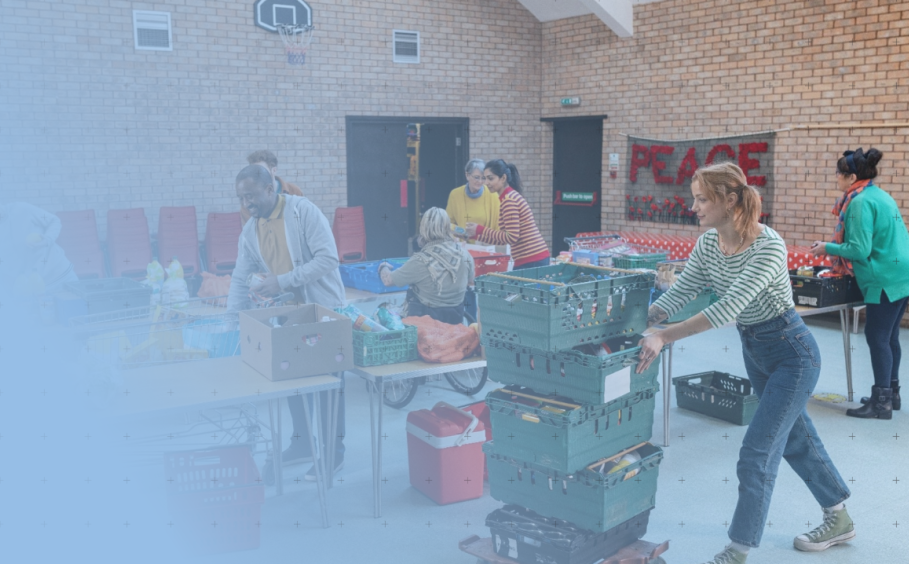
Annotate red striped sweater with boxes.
[476,187,550,267]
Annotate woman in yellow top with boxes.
[446,158,500,243]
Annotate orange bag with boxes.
[197,272,232,307]
[402,315,480,363]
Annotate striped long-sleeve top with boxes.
[652,226,794,328]
[475,187,550,267]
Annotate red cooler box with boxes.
[407,401,487,504]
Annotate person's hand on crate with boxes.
[378,262,395,286]
[636,332,665,374]
[809,240,827,257]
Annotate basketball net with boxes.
[277,24,314,65]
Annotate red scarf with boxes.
[830,179,872,276]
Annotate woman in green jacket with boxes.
[811,148,909,419]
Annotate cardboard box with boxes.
[240,305,354,381]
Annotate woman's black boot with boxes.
[848,386,893,419]
[860,380,900,411]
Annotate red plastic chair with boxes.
[107,208,152,279]
[204,212,242,275]
[332,206,366,263]
[55,209,106,279]
[158,206,201,276]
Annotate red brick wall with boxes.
[542,0,909,247]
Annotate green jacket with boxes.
[825,185,909,304]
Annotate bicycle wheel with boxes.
[444,366,488,396]
[381,378,420,409]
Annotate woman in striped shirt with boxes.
[464,160,551,269]
[636,163,853,564]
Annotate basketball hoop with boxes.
[277,24,314,65]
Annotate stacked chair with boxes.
[476,262,665,564]
[204,212,243,276]
[106,208,153,279]
[332,206,367,263]
[56,209,107,279]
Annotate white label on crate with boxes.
[604,366,632,404]
[508,538,518,559]
[797,295,818,306]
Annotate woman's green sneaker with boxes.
[794,505,856,552]
[698,546,748,564]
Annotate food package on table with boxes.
[145,258,165,306]
[336,305,389,332]
[402,315,480,363]
[373,302,405,330]
[656,263,679,291]
[197,271,231,307]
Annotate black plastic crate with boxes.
[789,267,863,308]
[486,505,651,564]
[673,371,758,426]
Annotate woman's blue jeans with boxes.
[730,308,851,547]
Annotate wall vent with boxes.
[393,30,419,64]
[133,11,172,51]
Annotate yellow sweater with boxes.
[446,185,500,244]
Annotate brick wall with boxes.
[2,0,907,253]
[543,0,909,247]
[0,0,544,240]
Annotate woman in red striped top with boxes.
[465,160,550,269]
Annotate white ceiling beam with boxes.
[578,0,634,37]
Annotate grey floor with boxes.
[140,312,908,564]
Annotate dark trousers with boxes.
[406,298,465,325]
[286,374,346,461]
[864,291,909,388]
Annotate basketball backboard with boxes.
[254,0,312,33]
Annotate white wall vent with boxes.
[133,11,172,51]
[393,30,419,64]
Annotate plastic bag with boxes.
[161,258,189,307]
[197,272,231,307]
[145,258,165,306]
[402,315,480,363]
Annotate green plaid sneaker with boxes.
[794,505,856,552]
[698,546,748,564]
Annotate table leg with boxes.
[276,400,284,495]
[267,400,282,496]
[367,377,378,518]
[302,393,329,528]
[662,344,671,448]
[376,375,385,518]
[840,308,854,402]
[328,381,340,491]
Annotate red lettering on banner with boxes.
[738,142,768,186]
[675,147,699,185]
[706,144,735,165]
[629,144,650,182]
[650,145,674,184]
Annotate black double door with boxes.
[346,117,468,260]
[550,118,604,254]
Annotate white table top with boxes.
[109,356,342,417]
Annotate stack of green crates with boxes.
[477,263,665,535]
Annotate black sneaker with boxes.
[304,458,344,482]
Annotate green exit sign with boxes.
[561,97,581,107]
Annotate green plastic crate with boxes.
[476,264,653,352]
[651,287,718,323]
[353,325,418,366]
[673,371,758,426]
[486,387,656,474]
[484,334,660,405]
[485,442,663,532]
[611,246,669,271]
